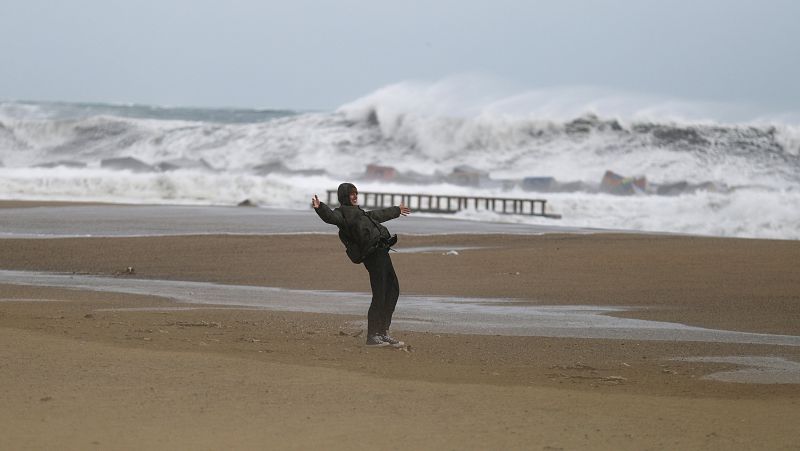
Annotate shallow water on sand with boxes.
[2,270,799,348]
[675,356,800,384]
[0,205,597,238]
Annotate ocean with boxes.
[2,84,799,240]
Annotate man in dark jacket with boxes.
[312,183,411,347]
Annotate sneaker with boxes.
[381,334,405,347]
[365,335,390,347]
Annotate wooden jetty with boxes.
[326,190,561,219]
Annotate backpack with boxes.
[340,214,368,264]
[340,209,395,264]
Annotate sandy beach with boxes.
[1,202,799,449]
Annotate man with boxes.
[312,183,411,347]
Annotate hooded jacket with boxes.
[315,183,400,263]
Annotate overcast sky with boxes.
[2,0,798,113]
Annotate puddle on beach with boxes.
[394,245,486,254]
[94,306,260,312]
[675,356,800,384]
[1,269,800,348]
[0,298,68,303]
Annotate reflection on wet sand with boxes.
[2,270,799,348]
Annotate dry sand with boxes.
[1,210,799,449]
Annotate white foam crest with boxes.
[448,189,800,240]
[772,123,800,157]
[0,167,312,207]
[2,167,800,240]
[334,79,799,188]
[0,102,51,120]
[0,112,355,173]
[482,87,745,125]
[3,96,798,191]
[339,77,754,126]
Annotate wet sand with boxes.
[0,200,118,208]
[0,202,596,237]
[1,204,800,449]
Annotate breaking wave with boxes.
[2,81,799,240]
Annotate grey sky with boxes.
[2,0,798,113]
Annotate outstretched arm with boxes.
[312,194,344,227]
[367,201,411,223]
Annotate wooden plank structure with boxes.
[326,190,561,219]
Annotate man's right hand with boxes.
[311,194,320,209]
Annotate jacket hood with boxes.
[337,182,357,206]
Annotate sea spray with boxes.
[1,87,799,240]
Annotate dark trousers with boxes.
[363,248,399,336]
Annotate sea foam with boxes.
[1,82,799,240]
